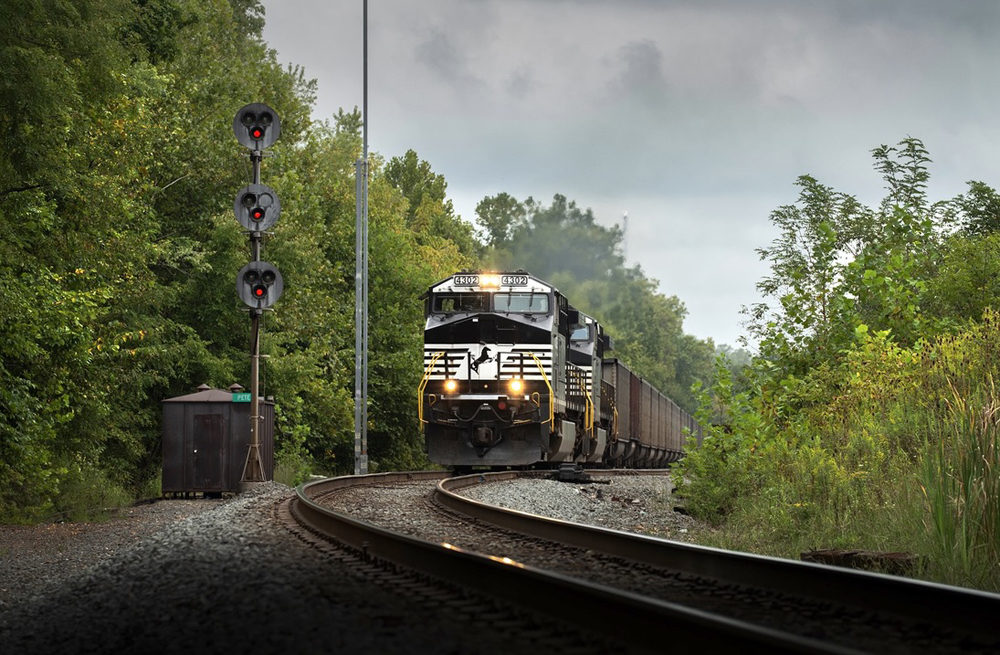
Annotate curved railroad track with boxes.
[286,470,1000,654]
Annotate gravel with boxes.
[14,473,977,654]
[0,482,588,654]
[0,498,223,612]
[459,474,700,539]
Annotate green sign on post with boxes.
[232,392,252,403]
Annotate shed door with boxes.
[193,413,225,490]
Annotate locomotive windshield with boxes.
[570,324,591,342]
[494,292,550,314]
[432,292,486,313]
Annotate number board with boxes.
[501,274,528,286]
[451,274,529,287]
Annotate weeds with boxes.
[676,313,1000,591]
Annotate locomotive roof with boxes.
[424,270,559,296]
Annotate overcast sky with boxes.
[260,0,1000,348]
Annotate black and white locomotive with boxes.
[419,271,702,468]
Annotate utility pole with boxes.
[354,0,370,475]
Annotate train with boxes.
[418,270,702,468]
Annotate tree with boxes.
[0,0,318,517]
[746,137,947,378]
[744,175,864,374]
[383,149,480,261]
[923,232,1000,326]
[477,193,714,412]
[475,192,525,249]
[955,181,1000,237]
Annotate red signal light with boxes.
[237,261,282,308]
[234,184,280,231]
[234,103,280,150]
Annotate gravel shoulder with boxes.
[2,480,644,655]
[0,499,223,611]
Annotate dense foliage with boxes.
[676,138,1000,590]
[0,0,712,521]
[474,193,715,411]
[0,0,466,519]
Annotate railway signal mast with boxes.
[233,103,284,489]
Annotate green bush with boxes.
[51,461,134,522]
[677,315,1000,591]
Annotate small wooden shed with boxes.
[161,384,274,496]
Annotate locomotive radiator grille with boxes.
[423,344,553,381]
[499,347,553,381]
[421,347,468,379]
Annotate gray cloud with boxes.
[414,29,487,95]
[609,39,668,105]
[506,65,535,100]
[263,0,1000,346]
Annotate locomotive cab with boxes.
[567,313,615,463]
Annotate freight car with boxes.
[419,271,702,468]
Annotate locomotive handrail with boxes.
[584,385,595,441]
[417,351,445,428]
[529,352,555,426]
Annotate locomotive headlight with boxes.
[444,379,458,393]
[480,273,500,288]
[508,378,524,394]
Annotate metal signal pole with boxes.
[232,103,283,490]
[354,0,369,475]
[245,149,265,484]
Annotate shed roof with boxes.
[163,385,234,403]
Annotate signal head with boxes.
[237,261,284,309]
[233,103,281,150]
[234,183,281,231]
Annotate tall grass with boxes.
[921,377,1000,590]
[677,313,1000,591]
[51,464,134,522]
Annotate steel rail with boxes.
[293,472,854,655]
[438,470,1000,641]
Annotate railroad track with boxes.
[287,470,1000,654]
